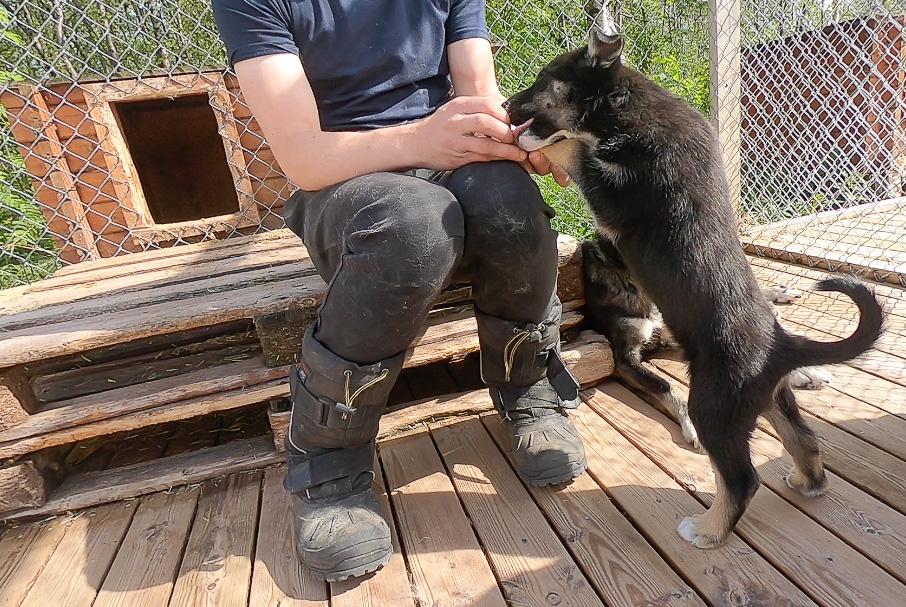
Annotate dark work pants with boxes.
[283,161,559,365]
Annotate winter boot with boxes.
[477,298,586,486]
[284,323,404,581]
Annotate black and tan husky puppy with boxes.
[505,4,884,547]
[581,234,838,451]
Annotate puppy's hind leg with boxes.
[764,383,828,497]
[613,351,699,448]
[678,386,759,549]
[788,366,833,390]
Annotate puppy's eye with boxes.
[545,102,552,109]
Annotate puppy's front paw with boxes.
[767,286,803,304]
[789,366,833,390]
[677,515,725,549]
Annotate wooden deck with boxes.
[742,197,906,287]
[2,260,906,607]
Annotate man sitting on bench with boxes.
[213,0,586,581]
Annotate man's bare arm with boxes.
[235,53,526,191]
[448,38,501,98]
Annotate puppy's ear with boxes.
[585,1,623,68]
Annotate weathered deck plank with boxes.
[249,468,329,607]
[818,363,906,419]
[169,473,261,607]
[481,413,705,607]
[576,390,818,606]
[93,488,200,607]
[19,501,137,607]
[0,518,68,607]
[432,418,604,606]
[589,382,906,607]
[380,432,507,607]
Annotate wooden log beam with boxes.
[2,437,281,522]
[0,385,29,432]
[0,309,583,460]
[1,369,36,432]
[0,451,66,516]
[0,463,49,513]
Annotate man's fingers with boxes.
[452,96,510,123]
[458,113,514,143]
[466,136,527,162]
[528,151,552,175]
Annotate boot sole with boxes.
[309,546,393,582]
[523,459,587,487]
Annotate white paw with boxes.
[680,417,700,450]
[767,286,803,304]
[789,366,833,390]
[677,515,723,549]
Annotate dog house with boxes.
[1,71,293,263]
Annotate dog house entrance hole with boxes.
[112,94,240,224]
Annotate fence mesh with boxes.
[0,0,904,290]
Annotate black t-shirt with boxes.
[213,0,490,130]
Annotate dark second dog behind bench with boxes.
[505,2,885,548]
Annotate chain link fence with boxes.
[0,1,904,289]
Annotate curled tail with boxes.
[779,277,884,371]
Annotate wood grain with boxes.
[0,357,285,445]
[432,418,604,606]
[19,501,138,607]
[817,363,906,419]
[481,414,704,607]
[577,388,817,606]
[169,472,261,607]
[0,384,28,431]
[380,432,507,607]
[249,467,329,607]
[0,461,49,513]
[0,518,68,607]
[589,382,906,607]
[4,437,280,521]
[93,488,200,607]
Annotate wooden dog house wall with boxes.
[1,71,293,263]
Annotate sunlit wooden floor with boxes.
[743,198,906,286]
[2,259,905,607]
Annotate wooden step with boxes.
[267,331,615,452]
[0,332,613,520]
[0,234,583,368]
[2,331,613,523]
[3,436,282,522]
[0,306,585,461]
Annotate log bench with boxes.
[0,229,611,520]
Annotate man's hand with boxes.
[522,150,571,187]
[410,96,528,169]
